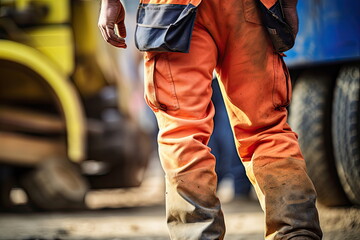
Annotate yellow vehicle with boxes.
[0,0,152,210]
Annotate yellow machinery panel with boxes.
[15,0,70,24]
[26,26,74,75]
[0,40,86,163]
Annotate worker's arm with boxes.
[98,0,127,48]
[281,0,298,37]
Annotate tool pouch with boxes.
[257,0,295,52]
[135,0,202,53]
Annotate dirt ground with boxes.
[0,159,359,240]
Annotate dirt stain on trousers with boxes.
[142,0,323,239]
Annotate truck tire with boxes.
[332,64,360,205]
[20,157,89,211]
[289,70,350,206]
[0,166,13,210]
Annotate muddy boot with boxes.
[247,157,323,240]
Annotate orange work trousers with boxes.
[143,0,322,239]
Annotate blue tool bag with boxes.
[135,1,200,53]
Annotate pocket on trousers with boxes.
[135,0,201,53]
[272,53,291,109]
[242,0,263,25]
[144,53,180,112]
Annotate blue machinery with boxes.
[286,0,360,67]
[284,0,360,207]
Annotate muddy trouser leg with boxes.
[196,0,323,238]
[143,0,323,238]
[143,21,225,239]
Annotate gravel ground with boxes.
[0,159,359,240]
[0,200,359,240]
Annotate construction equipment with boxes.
[286,0,360,206]
[0,0,152,210]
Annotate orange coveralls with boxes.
[142,0,322,239]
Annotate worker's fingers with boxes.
[116,22,127,39]
[98,23,127,48]
[98,26,108,43]
[106,25,127,46]
[97,0,127,48]
[107,38,127,48]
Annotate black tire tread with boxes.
[289,70,350,206]
[332,64,360,205]
[20,158,89,211]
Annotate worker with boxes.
[98,0,323,239]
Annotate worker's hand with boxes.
[281,0,299,38]
[98,0,127,48]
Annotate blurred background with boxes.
[0,0,359,239]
